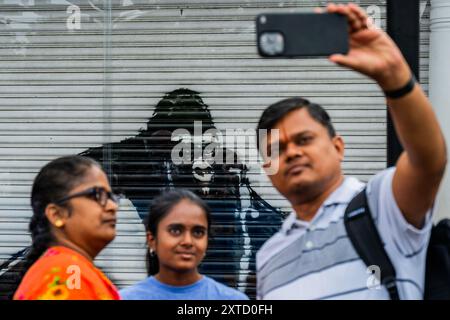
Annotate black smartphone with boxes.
[256,12,349,58]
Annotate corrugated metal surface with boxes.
[420,0,430,92]
[0,0,428,299]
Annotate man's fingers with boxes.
[327,2,338,13]
[327,3,366,33]
[349,2,369,19]
[342,6,364,32]
[314,7,324,14]
[352,28,381,43]
[329,54,361,70]
[349,38,362,49]
[329,54,346,64]
[348,3,369,28]
[328,3,345,14]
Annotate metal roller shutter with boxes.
[0,0,428,299]
[420,0,430,93]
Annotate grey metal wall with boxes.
[420,0,430,91]
[0,0,429,298]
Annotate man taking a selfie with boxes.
[256,3,447,299]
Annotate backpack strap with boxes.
[424,219,450,299]
[344,189,400,300]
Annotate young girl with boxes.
[13,155,120,300]
[120,189,248,300]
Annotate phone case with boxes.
[256,13,349,57]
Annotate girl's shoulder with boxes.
[119,277,160,300]
[203,276,249,300]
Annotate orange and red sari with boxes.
[14,246,120,300]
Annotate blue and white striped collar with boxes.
[281,176,365,234]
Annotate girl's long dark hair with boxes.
[0,155,100,299]
[145,189,211,276]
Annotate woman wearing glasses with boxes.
[13,155,121,300]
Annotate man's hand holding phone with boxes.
[256,2,412,92]
[325,3,411,92]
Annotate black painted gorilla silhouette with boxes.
[0,88,283,299]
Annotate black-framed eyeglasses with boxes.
[55,187,121,207]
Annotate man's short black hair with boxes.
[256,97,336,150]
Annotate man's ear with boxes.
[260,139,280,177]
[262,160,272,172]
[259,133,275,175]
[147,231,156,251]
[332,135,345,161]
[262,159,281,177]
[44,203,69,228]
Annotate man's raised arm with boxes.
[327,3,447,228]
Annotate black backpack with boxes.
[344,189,450,300]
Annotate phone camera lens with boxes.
[259,32,284,56]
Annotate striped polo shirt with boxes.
[256,168,433,300]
